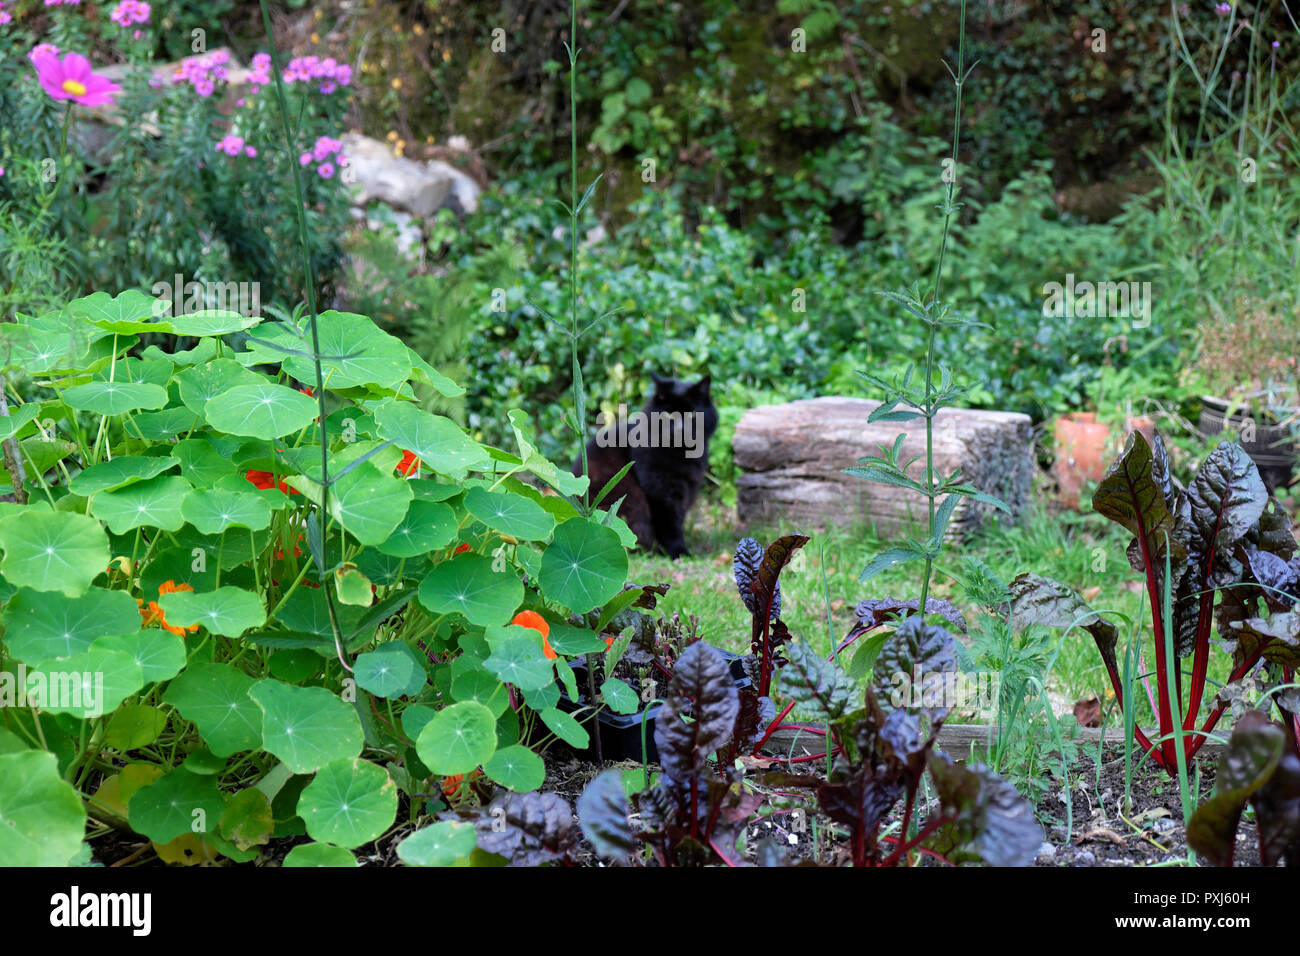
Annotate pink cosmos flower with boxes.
[33,52,121,107]
[29,43,61,63]
[110,0,150,26]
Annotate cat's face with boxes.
[650,373,711,411]
[647,373,718,449]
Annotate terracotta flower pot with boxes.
[1053,413,1156,510]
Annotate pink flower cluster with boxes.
[282,55,352,95]
[299,135,347,179]
[247,52,273,89]
[0,1,11,26]
[44,0,81,5]
[110,0,150,26]
[171,49,230,98]
[29,42,61,62]
[216,134,256,158]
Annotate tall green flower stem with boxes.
[257,0,349,672]
[530,0,623,514]
[845,0,1008,610]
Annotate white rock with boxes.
[341,133,451,218]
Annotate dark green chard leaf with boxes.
[1186,710,1288,866]
[732,537,768,620]
[577,769,636,863]
[925,753,1043,866]
[1225,614,1300,668]
[734,534,809,695]
[655,642,739,785]
[1172,442,1267,656]
[1008,572,1119,680]
[775,643,857,722]
[1091,432,1181,578]
[871,616,959,724]
[464,792,577,866]
[1252,719,1300,867]
[815,688,904,860]
[1243,550,1300,610]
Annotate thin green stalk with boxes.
[257,0,348,671]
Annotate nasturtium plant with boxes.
[0,292,636,865]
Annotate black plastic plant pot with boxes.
[1199,396,1297,492]
[557,646,749,763]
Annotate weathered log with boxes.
[733,397,1033,538]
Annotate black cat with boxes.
[576,374,717,559]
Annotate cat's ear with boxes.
[692,374,711,398]
[650,372,667,386]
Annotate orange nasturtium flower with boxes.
[397,449,420,477]
[137,580,199,636]
[511,609,555,660]
[441,768,481,798]
[245,470,298,495]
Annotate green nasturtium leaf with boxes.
[69,455,179,495]
[162,663,263,757]
[372,400,489,476]
[540,518,628,614]
[326,461,412,546]
[181,488,273,534]
[415,701,497,775]
[172,438,240,486]
[203,384,319,439]
[70,289,163,330]
[0,751,87,865]
[397,820,477,866]
[219,788,274,850]
[106,704,168,749]
[249,681,365,774]
[63,380,168,416]
[92,474,192,534]
[335,566,374,606]
[464,487,556,541]
[418,553,522,626]
[450,665,510,717]
[129,407,200,442]
[483,745,546,793]
[280,311,412,390]
[0,510,110,597]
[128,768,225,843]
[158,585,266,637]
[600,678,640,715]
[353,642,427,699]
[377,500,458,557]
[540,706,589,749]
[484,637,555,692]
[283,843,358,867]
[169,310,262,337]
[2,586,140,662]
[91,629,186,684]
[0,403,43,442]
[297,757,399,849]
[176,358,264,416]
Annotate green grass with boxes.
[628,487,1149,715]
